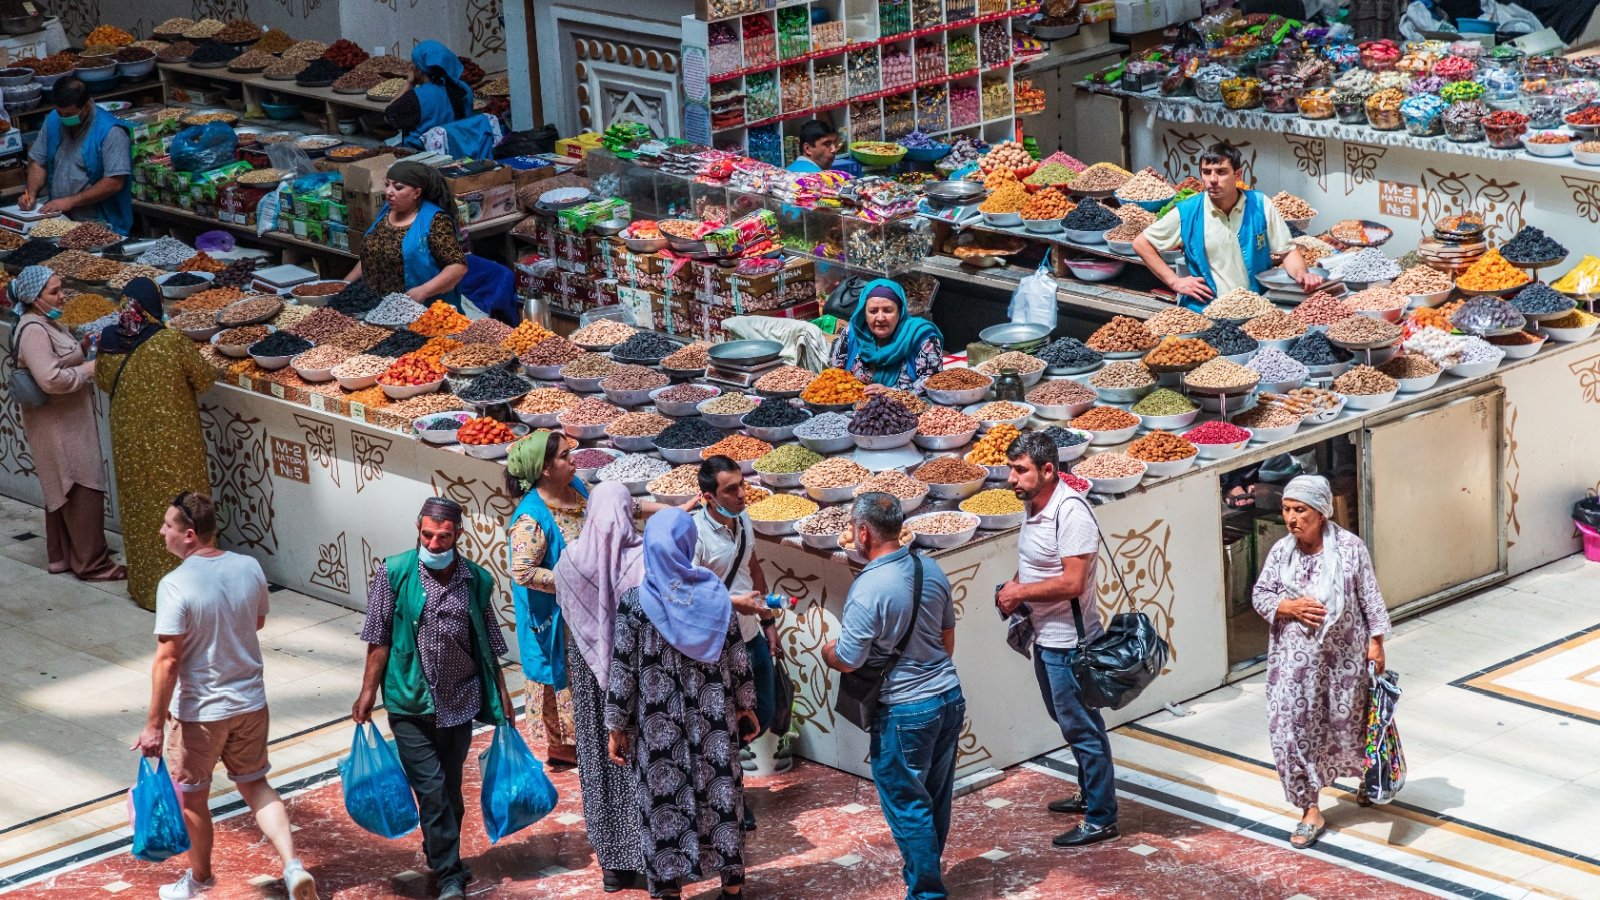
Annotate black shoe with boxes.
[742,804,756,831]
[1053,823,1119,848]
[1048,796,1088,814]
[603,869,640,893]
[438,883,466,900]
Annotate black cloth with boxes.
[1514,0,1600,41]
[98,277,162,355]
[385,89,423,139]
[391,714,474,892]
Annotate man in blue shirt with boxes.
[823,492,963,900]
[788,119,840,173]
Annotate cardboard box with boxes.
[555,132,603,159]
[442,162,511,197]
[340,156,395,234]
[1165,0,1200,24]
[455,182,516,224]
[1112,0,1171,35]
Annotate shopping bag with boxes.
[1006,249,1058,330]
[1360,662,1406,805]
[479,724,558,843]
[129,757,190,862]
[339,722,419,839]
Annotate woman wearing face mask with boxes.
[342,160,467,306]
[8,265,124,581]
[1251,475,1391,849]
[93,276,215,610]
[827,278,944,392]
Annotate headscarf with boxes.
[9,265,53,315]
[637,508,733,665]
[552,481,642,690]
[418,495,464,525]
[506,430,554,492]
[846,278,943,386]
[386,160,458,224]
[1276,474,1344,642]
[410,41,473,119]
[98,277,164,355]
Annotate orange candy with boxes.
[408,300,472,337]
[377,353,446,386]
[1456,249,1529,292]
[458,416,516,445]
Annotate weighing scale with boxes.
[704,357,783,389]
[0,204,55,235]
[251,264,320,293]
[704,339,785,390]
[917,197,982,226]
[918,180,988,228]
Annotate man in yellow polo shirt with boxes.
[1133,143,1322,310]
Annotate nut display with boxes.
[1027,379,1096,406]
[1203,289,1275,320]
[975,351,1046,376]
[1378,352,1442,379]
[1144,308,1214,337]
[523,336,584,366]
[568,319,638,346]
[599,454,672,485]
[1144,337,1217,368]
[1391,265,1455,295]
[648,465,703,497]
[1248,348,1310,382]
[925,368,992,391]
[754,445,822,474]
[1343,287,1408,312]
[607,412,673,437]
[965,424,1022,465]
[561,353,619,379]
[1128,431,1197,463]
[748,494,820,522]
[961,486,1026,517]
[599,365,670,392]
[918,406,979,436]
[971,401,1032,421]
[1074,453,1145,479]
[1114,170,1176,202]
[1185,358,1261,390]
[797,505,854,536]
[753,365,814,393]
[907,512,978,536]
[515,388,581,415]
[702,434,773,461]
[853,470,929,502]
[914,458,986,484]
[1069,163,1132,192]
[1271,191,1316,220]
[1292,292,1357,326]
[1021,187,1071,220]
[800,458,871,490]
[1332,365,1399,395]
[1130,389,1196,416]
[1326,315,1402,345]
[1089,361,1156,388]
[1232,405,1302,429]
[559,396,626,427]
[1069,406,1139,431]
[662,341,712,370]
[1087,316,1158,352]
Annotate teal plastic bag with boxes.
[479,724,557,843]
[339,722,419,839]
[129,757,190,862]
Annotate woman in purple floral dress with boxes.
[1251,475,1391,849]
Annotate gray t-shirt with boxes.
[153,551,271,722]
[27,112,132,221]
[835,547,959,706]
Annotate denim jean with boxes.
[745,633,775,736]
[870,686,965,900]
[1033,646,1118,828]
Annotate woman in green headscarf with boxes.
[827,278,945,390]
[506,429,588,766]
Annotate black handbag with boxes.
[1064,498,1170,710]
[769,652,795,737]
[834,554,923,731]
[822,274,870,321]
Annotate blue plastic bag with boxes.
[479,724,558,843]
[339,722,419,839]
[170,122,238,173]
[129,757,190,862]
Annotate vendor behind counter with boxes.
[344,160,468,304]
[385,40,497,158]
[20,77,133,235]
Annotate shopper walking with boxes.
[8,264,123,581]
[692,455,781,825]
[95,275,214,609]
[505,430,585,768]
[822,492,963,900]
[997,432,1119,848]
[1252,475,1391,849]
[551,481,645,893]
[606,508,756,900]
[353,497,514,900]
[134,493,315,900]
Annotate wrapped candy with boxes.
[1432,54,1477,81]
[1297,87,1336,119]
[1407,74,1445,95]
[1359,39,1401,71]
[1322,43,1360,71]
[1400,93,1446,136]
[1440,80,1485,103]
[1334,67,1375,93]
[1194,63,1235,103]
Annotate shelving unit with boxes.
[156,61,391,132]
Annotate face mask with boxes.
[44,307,63,320]
[417,545,455,569]
[59,114,81,127]
[714,502,743,520]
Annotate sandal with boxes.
[1289,821,1324,849]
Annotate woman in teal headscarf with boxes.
[506,429,587,767]
[827,278,945,391]
[386,41,497,156]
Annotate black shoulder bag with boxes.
[1064,497,1170,711]
[835,554,923,731]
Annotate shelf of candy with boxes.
[841,175,923,220]
[946,0,977,20]
[781,64,813,113]
[742,14,777,69]
[843,214,934,276]
[814,60,847,107]
[747,124,783,166]
[948,33,978,74]
[981,74,1013,122]
[745,69,780,121]
[850,99,884,140]
[711,84,746,131]
[882,43,915,91]
[979,0,1008,13]
[884,92,917,138]
[979,19,1011,68]
[803,209,846,262]
[778,6,811,60]
[709,21,742,76]
[917,85,950,132]
[848,46,880,97]
[913,0,943,30]
[706,0,765,18]
[812,20,846,53]
[690,181,733,224]
[880,0,912,38]
[950,83,980,127]
[1015,78,1044,115]
[917,37,947,82]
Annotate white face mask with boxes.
[418,545,455,569]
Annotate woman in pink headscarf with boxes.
[552,481,645,892]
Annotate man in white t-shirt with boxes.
[134,493,317,900]
[997,433,1119,849]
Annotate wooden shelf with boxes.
[134,200,356,267]
[158,62,392,115]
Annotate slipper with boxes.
[1289,821,1324,849]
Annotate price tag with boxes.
[731,281,744,315]
[237,374,251,389]
[349,402,366,422]
[310,392,329,413]
[269,383,285,400]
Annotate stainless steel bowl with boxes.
[708,339,783,367]
[978,322,1052,350]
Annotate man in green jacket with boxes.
[354,496,514,900]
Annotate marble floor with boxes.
[0,487,1596,898]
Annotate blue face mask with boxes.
[417,545,455,569]
[44,307,63,320]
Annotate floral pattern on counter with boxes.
[1095,518,1178,669]
[954,715,993,771]
[430,468,518,630]
[1343,142,1387,192]
[200,403,278,555]
[1504,401,1521,550]
[1562,175,1600,225]
[1161,129,1257,185]
[1421,169,1526,246]
[352,430,391,493]
[1283,134,1327,193]
[310,530,350,594]
[293,412,340,487]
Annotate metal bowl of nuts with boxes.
[904,511,981,550]
[962,401,1036,433]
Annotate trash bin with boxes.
[1572,497,1600,562]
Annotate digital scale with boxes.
[251,264,320,293]
[917,180,988,228]
[0,204,55,236]
[704,357,782,389]
[917,198,982,226]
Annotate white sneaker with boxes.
[284,860,319,900]
[158,870,214,899]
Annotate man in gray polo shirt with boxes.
[823,492,963,900]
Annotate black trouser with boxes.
[391,715,474,891]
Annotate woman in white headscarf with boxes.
[1251,475,1391,849]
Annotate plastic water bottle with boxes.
[763,592,798,611]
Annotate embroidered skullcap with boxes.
[418,496,463,524]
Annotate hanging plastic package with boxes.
[479,724,558,843]
[339,722,419,839]
[1007,248,1058,330]
[129,757,190,862]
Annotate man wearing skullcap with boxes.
[353,496,514,899]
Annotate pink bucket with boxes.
[1577,522,1600,562]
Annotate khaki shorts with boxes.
[165,707,272,793]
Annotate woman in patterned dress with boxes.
[606,508,756,900]
[1252,475,1391,849]
[94,277,214,610]
[827,278,943,392]
[552,480,646,892]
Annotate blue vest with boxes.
[366,199,461,305]
[409,82,459,144]
[1176,191,1273,310]
[43,109,133,235]
[507,478,589,689]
